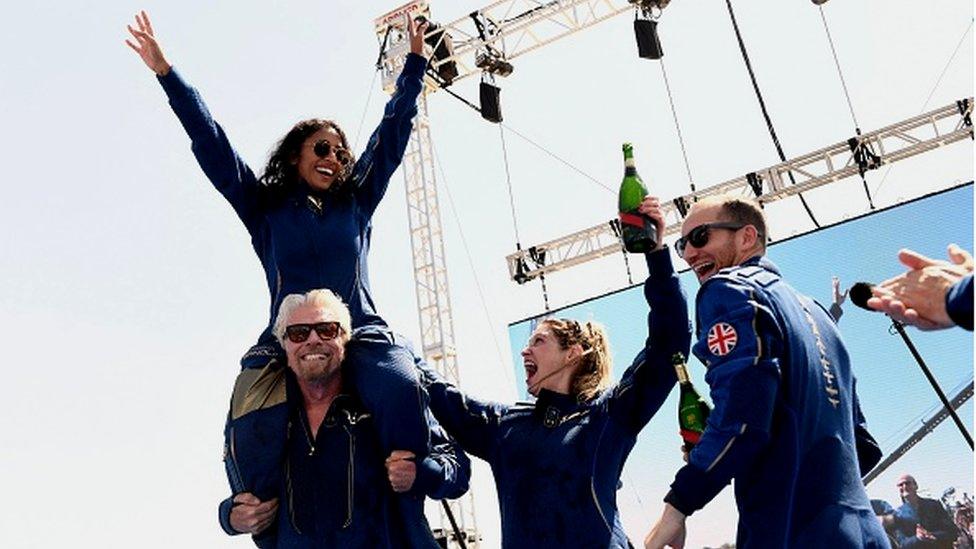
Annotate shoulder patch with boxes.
[706,322,738,356]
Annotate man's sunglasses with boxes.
[311,140,352,166]
[284,321,344,343]
[675,222,747,259]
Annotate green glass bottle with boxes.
[618,143,657,253]
[673,353,711,448]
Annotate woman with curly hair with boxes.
[126,10,459,545]
[416,197,692,548]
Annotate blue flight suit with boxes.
[157,54,435,465]
[946,274,973,330]
[418,249,691,548]
[218,337,471,548]
[664,256,888,548]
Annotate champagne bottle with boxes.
[618,143,657,253]
[673,352,711,448]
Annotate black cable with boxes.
[426,68,483,114]
[818,6,875,210]
[440,501,468,549]
[375,26,393,69]
[724,0,820,227]
[891,320,974,449]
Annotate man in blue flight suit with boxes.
[644,195,888,549]
[218,289,470,548]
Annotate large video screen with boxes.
[508,184,974,547]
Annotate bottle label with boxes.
[619,211,646,229]
[680,428,703,444]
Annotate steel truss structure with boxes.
[505,98,974,283]
[399,95,480,546]
[378,0,637,92]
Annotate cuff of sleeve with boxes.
[828,303,844,322]
[403,52,429,77]
[218,496,242,536]
[945,274,973,330]
[156,66,185,95]
[412,455,446,499]
[666,463,728,516]
[644,245,675,279]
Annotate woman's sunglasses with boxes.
[284,321,344,343]
[311,140,352,166]
[675,222,747,258]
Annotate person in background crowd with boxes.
[831,275,848,322]
[891,474,957,549]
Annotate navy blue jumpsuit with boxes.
[418,249,691,548]
[157,53,433,459]
[946,273,973,330]
[218,352,470,548]
[664,256,889,548]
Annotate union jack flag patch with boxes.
[707,322,738,356]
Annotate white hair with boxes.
[273,289,352,344]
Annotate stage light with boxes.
[476,51,514,77]
[480,77,503,123]
[634,18,663,60]
[422,20,459,86]
[631,0,669,60]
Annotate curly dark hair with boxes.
[258,118,357,200]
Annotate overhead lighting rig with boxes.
[421,18,460,86]
[630,0,670,60]
[469,10,514,122]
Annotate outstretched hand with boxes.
[407,14,430,57]
[125,10,171,75]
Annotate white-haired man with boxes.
[218,289,470,548]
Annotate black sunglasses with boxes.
[675,222,747,258]
[284,321,344,343]
[311,140,352,166]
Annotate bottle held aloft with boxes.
[617,143,658,253]
[673,352,711,449]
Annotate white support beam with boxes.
[401,96,480,547]
[506,98,974,282]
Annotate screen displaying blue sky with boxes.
[509,183,973,546]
